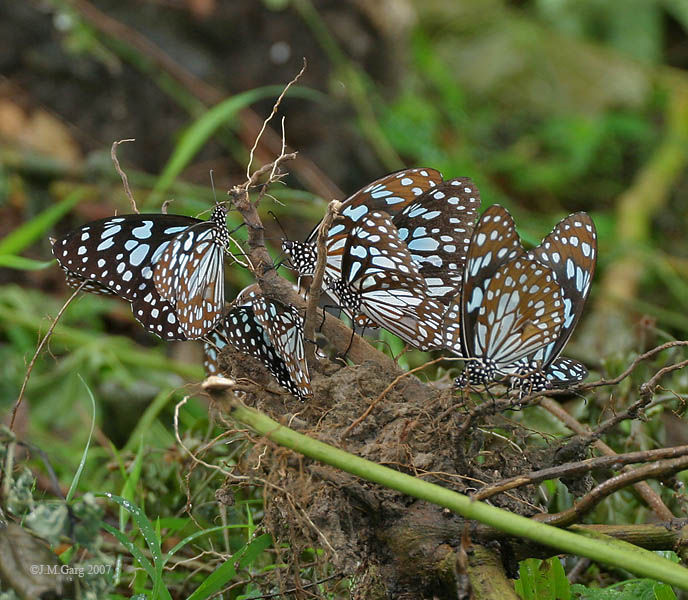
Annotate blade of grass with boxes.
[65,375,97,503]
[185,534,272,600]
[164,525,246,564]
[119,440,145,532]
[146,85,322,208]
[101,493,168,600]
[0,188,86,255]
[0,256,54,270]
[102,522,157,582]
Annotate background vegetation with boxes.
[2,0,688,598]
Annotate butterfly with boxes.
[444,205,596,392]
[325,210,446,351]
[52,205,231,340]
[203,284,312,400]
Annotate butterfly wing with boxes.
[285,168,443,278]
[443,205,523,357]
[53,213,202,340]
[527,212,597,368]
[545,357,588,387]
[394,177,480,302]
[339,211,445,350]
[252,297,312,401]
[154,221,226,338]
[53,214,200,300]
[203,307,300,398]
[471,257,565,374]
[203,283,312,400]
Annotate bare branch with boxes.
[473,444,688,501]
[111,139,138,213]
[246,59,306,179]
[540,397,675,521]
[534,455,688,527]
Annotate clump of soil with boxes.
[212,345,549,598]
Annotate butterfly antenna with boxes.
[209,169,218,205]
[268,210,289,241]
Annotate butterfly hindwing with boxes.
[203,284,312,400]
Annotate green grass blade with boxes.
[119,440,145,532]
[146,85,322,208]
[237,533,271,569]
[185,534,271,600]
[0,188,86,255]
[101,522,156,580]
[0,256,54,270]
[164,525,247,564]
[101,493,169,600]
[65,375,97,502]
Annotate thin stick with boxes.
[473,444,688,500]
[111,139,138,213]
[303,200,341,366]
[11,281,86,431]
[541,397,674,521]
[341,356,450,439]
[246,59,306,180]
[534,455,688,527]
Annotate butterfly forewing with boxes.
[284,168,443,278]
[443,205,523,357]
[53,214,201,300]
[53,213,206,340]
[527,212,597,366]
[394,177,480,301]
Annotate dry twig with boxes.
[473,444,688,501]
[303,199,341,366]
[534,455,688,527]
[111,139,138,213]
[11,281,86,431]
[541,398,674,521]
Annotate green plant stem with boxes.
[0,304,202,380]
[226,399,688,590]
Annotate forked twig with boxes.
[11,281,87,431]
[303,200,341,366]
[111,139,138,213]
